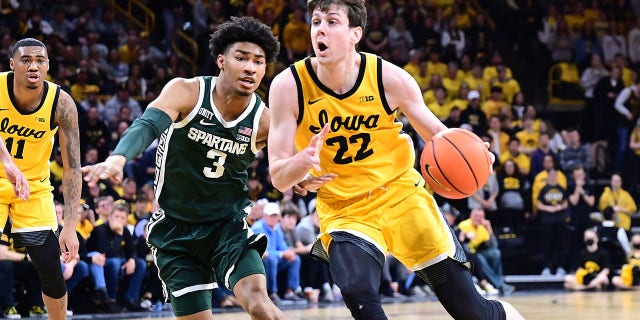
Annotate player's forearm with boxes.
[269,155,312,192]
[62,166,82,225]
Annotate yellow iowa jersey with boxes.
[292,53,414,200]
[0,72,59,182]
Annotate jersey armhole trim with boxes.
[50,85,60,131]
[289,65,304,126]
[377,56,394,115]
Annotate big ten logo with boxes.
[359,95,374,103]
[35,117,45,122]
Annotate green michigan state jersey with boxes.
[154,76,264,222]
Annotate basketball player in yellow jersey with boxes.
[0,38,81,320]
[268,1,524,319]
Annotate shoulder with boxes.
[271,67,296,90]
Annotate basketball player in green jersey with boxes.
[82,17,284,319]
[268,1,524,319]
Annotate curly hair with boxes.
[209,16,280,63]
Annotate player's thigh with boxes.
[154,247,216,316]
[382,188,457,269]
[10,184,56,231]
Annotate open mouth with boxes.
[27,74,40,81]
[317,41,328,53]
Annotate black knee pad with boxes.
[328,241,387,320]
[415,258,506,320]
[26,231,67,299]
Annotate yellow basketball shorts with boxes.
[0,179,56,233]
[316,169,460,271]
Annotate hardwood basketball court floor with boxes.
[47,290,637,320]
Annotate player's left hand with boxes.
[3,161,30,201]
[59,227,79,263]
[293,173,337,196]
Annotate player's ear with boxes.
[216,54,224,71]
[351,26,362,45]
[9,58,14,71]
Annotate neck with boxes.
[212,76,252,120]
[13,83,44,112]
[315,51,361,95]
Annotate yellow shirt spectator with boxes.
[458,218,491,254]
[532,169,567,211]
[427,61,448,78]
[483,65,513,81]
[598,186,637,231]
[500,151,530,176]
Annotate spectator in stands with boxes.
[442,61,464,99]
[601,22,627,66]
[564,229,610,290]
[429,87,452,121]
[613,75,640,172]
[94,196,115,225]
[487,114,509,156]
[558,127,590,174]
[596,206,632,270]
[103,83,143,128]
[598,173,637,232]
[510,92,527,123]
[96,7,126,48]
[567,165,596,269]
[443,106,464,128]
[500,137,530,177]
[75,200,96,240]
[579,53,609,142]
[537,169,570,277]
[1,221,48,317]
[466,13,493,59]
[86,203,146,311]
[251,202,305,304]
[102,48,129,87]
[441,17,465,61]
[547,18,573,63]
[574,21,603,71]
[426,46,448,78]
[612,233,640,290]
[482,86,509,119]
[483,51,513,82]
[630,118,640,189]
[465,63,489,99]
[449,82,471,111]
[468,171,499,224]
[493,65,521,104]
[79,105,111,161]
[539,119,566,154]
[138,31,166,71]
[415,15,441,52]
[629,17,640,69]
[612,53,634,87]
[458,208,515,296]
[282,5,311,64]
[461,89,487,135]
[593,66,624,145]
[516,116,539,156]
[497,159,529,235]
[388,15,415,66]
[363,14,389,56]
[129,193,151,238]
[537,4,560,50]
[295,199,334,302]
[55,203,90,297]
[423,73,444,106]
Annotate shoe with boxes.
[104,299,123,313]
[91,288,108,305]
[283,292,308,305]
[269,293,282,305]
[500,284,515,296]
[541,268,551,276]
[140,298,153,310]
[483,283,499,296]
[474,283,487,296]
[66,309,74,317]
[29,305,47,317]
[124,299,147,312]
[556,267,567,277]
[3,306,21,319]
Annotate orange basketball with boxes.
[420,128,492,199]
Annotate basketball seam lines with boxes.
[431,139,468,196]
[442,135,478,193]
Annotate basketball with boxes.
[420,128,492,199]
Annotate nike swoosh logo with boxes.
[199,119,216,126]
[39,177,47,182]
[424,164,447,189]
[414,179,422,187]
[308,98,324,105]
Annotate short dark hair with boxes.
[209,16,280,63]
[11,38,46,57]
[308,0,367,30]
